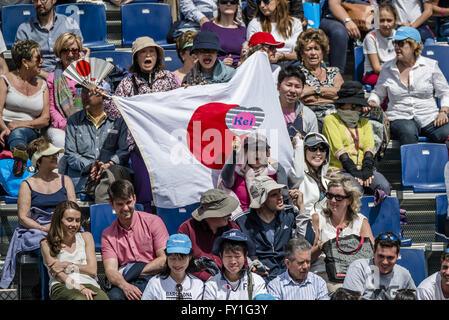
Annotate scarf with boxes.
[182,60,233,86]
[53,62,82,119]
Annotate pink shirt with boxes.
[47,71,78,130]
[232,172,277,211]
[282,107,296,125]
[101,210,169,266]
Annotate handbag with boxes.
[341,0,374,32]
[322,227,373,283]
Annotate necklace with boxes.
[311,66,324,80]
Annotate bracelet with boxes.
[80,287,87,292]
[442,8,445,17]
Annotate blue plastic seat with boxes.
[163,50,183,72]
[90,203,144,252]
[400,143,448,193]
[435,194,448,242]
[121,3,176,49]
[90,50,132,71]
[353,46,372,92]
[55,3,115,51]
[396,247,427,287]
[360,196,412,247]
[303,2,320,29]
[421,45,449,83]
[156,202,200,235]
[1,4,36,49]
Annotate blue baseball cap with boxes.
[389,26,422,43]
[212,229,256,256]
[166,234,192,254]
[253,293,276,300]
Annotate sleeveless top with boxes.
[0,74,46,122]
[48,232,100,289]
[299,65,339,88]
[24,174,67,213]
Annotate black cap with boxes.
[191,31,225,55]
[334,81,370,107]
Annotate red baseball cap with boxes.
[248,32,285,48]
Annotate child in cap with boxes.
[141,234,204,300]
[182,30,236,86]
[203,229,268,300]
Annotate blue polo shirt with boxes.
[15,13,82,72]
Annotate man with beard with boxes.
[15,0,82,78]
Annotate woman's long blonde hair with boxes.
[256,0,293,39]
[45,200,82,257]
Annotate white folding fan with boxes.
[63,57,114,91]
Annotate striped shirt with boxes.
[267,270,330,300]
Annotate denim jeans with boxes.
[6,125,39,151]
[320,17,349,74]
[440,21,449,38]
[390,118,449,146]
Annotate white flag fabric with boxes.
[113,52,293,208]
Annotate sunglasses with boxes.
[196,49,217,54]
[61,48,80,55]
[393,40,408,48]
[176,283,183,300]
[306,144,328,152]
[378,233,399,243]
[325,192,350,201]
[256,0,272,5]
[218,0,238,4]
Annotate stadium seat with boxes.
[303,2,320,29]
[121,3,176,49]
[400,143,448,193]
[396,247,427,287]
[360,196,412,246]
[422,45,449,83]
[1,4,35,49]
[163,50,183,72]
[89,203,144,252]
[17,251,49,300]
[156,202,200,235]
[435,194,449,242]
[90,50,132,71]
[55,3,115,51]
[434,17,449,43]
[353,46,372,92]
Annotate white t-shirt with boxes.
[247,17,303,54]
[417,272,449,300]
[392,0,430,25]
[362,29,396,74]
[203,271,267,300]
[141,274,204,300]
[0,30,6,54]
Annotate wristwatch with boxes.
[440,109,449,115]
[343,17,352,25]
[315,86,321,95]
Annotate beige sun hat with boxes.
[192,189,240,221]
[132,36,164,64]
[249,176,286,209]
[31,143,64,166]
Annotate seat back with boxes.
[1,4,36,49]
[422,45,449,83]
[55,3,112,49]
[90,50,133,71]
[353,45,364,82]
[400,143,448,192]
[303,2,320,29]
[156,202,200,235]
[396,247,427,287]
[360,196,402,238]
[163,49,183,72]
[435,194,448,235]
[121,3,172,47]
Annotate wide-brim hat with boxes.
[212,229,256,256]
[190,31,226,56]
[248,32,285,48]
[31,143,64,166]
[334,81,370,107]
[132,36,165,64]
[192,189,240,221]
[249,176,286,209]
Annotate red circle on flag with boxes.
[75,60,91,77]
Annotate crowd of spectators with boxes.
[0,0,448,301]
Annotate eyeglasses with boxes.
[306,144,328,153]
[218,0,238,4]
[176,283,183,300]
[325,192,350,201]
[393,40,407,48]
[256,0,272,5]
[378,233,399,243]
[61,48,80,55]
